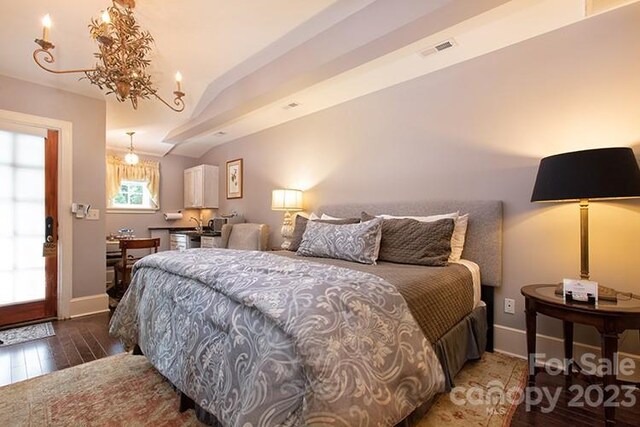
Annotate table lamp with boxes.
[531,147,640,279]
[271,189,303,250]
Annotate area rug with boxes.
[418,351,528,426]
[0,351,526,426]
[0,322,55,347]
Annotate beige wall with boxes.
[0,75,106,299]
[198,5,640,351]
[104,151,205,236]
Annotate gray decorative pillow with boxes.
[297,217,383,264]
[362,212,454,266]
[289,215,360,251]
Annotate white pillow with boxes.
[320,213,342,220]
[309,212,321,220]
[377,211,468,262]
[379,212,459,222]
[449,214,468,262]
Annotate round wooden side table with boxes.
[521,284,640,426]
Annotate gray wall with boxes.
[198,5,640,350]
[104,151,206,236]
[0,75,106,298]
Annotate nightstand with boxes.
[521,284,640,426]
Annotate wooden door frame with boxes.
[0,110,73,319]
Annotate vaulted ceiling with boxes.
[0,0,637,158]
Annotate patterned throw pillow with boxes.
[362,212,455,266]
[288,215,360,251]
[297,217,383,264]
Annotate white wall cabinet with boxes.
[184,164,219,208]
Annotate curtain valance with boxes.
[106,155,160,206]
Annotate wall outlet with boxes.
[504,298,515,314]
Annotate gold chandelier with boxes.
[33,0,185,112]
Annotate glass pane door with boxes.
[0,130,46,306]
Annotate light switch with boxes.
[86,208,100,220]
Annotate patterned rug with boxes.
[0,322,55,346]
[418,352,527,426]
[0,351,526,426]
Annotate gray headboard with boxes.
[317,200,503,287]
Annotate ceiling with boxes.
[0,0,355,155]
[1,0,637,158]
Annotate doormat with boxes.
[0,322,55,346]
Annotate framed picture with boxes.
[226,158,243,199]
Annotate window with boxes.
[109,180,156,210]
[0,130,46,305]
[106,155,160,212]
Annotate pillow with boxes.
[289,215,360,251]
[320,213,343,220]
[362,213,455,266]
[297,217,383,264]
[449,213,468,262]
[378,212,459,222]
[375,211,468,262]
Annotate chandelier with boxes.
[33,0,185,112]
[124,131,139,165]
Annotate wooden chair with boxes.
[114,238,160,290]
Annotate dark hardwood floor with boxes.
[0,312,124,387]
[1,315,638,426]
[511,371,640,426]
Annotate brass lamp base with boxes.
[579,199,589,280]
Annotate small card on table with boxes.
[563,278,598,303]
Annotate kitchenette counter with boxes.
[148,226,199,231]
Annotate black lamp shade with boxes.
[531,147,640,202]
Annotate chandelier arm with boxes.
[150,91,186,113]
[33,49,97,75]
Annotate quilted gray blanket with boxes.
[109,249,445,426]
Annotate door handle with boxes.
[43,216,56,257]
[45,216,54,242]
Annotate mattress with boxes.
[274,251,476,343]
[452,259,481,307]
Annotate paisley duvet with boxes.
[109,249,445,426]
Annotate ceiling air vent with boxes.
[418,38,457,58]
[283,102,301,110]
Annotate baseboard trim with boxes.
[68,294,110,318]
[494,324,640,382]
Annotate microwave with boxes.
[208,214,244,233]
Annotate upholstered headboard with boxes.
[317,200,503,287]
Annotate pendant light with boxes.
[124,131,139,165]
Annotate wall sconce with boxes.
[271,189,303,250]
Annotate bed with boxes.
[109,200,502,426]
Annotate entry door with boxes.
[0,128,58,326]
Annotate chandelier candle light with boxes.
[33,0,186,111]
[271,189,304,250]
